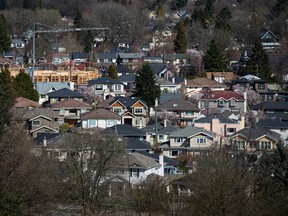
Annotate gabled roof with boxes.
[184,77,226,87]
[88,77,124,86]
[253,101,288,111]
[118,53,144,59]
[169,126,216,139]
[47,88,83,98]
[194,114,238,124]
[97,96,116,109]
[30,125,58,133]
[164,53,187,61]
[157,98,200,112]
[231,127,280,142]
[35,82,72,95]
[201,90,244,101]
[109,97,147,109]
[124,137,151,151]
[126,152,160,169]
[97,52,117,59]
[14,97,39,108]
[142,122,179,134]
[257,119,288,129]
[81,108,121,120]
[149,63,168,75]
[156,77,177,86]
[160,92,183,104]
[140,152,178,167]
[52,99,91,109]
[119,74,135,82]
[104,124,146,137]
[116,65,134,74]
[21,108,59,120]
[34,133,60,145]
[71,52,89,59]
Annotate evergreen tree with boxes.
[14,69,39,102]
[83,30,94,53]
[134,63,160,109]
[0,14,11,56]
[215,6,232,31]
[244,40,271,81]
[203,39,228,72]
[174,21,188,53]
[204,0,216,18]
[107,64,119,79]
[0,68,16,135]
[74,11,83,28]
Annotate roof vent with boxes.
[173,104,178,107]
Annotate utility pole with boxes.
[30,22,108,83]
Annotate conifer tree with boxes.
[204,0,216,18]
[203,39,228,72]
[174,21,188,53]
[215,6,232,31]
[245,40,271,81]
[0,68,16,135]
[84,30,94,53]
[0,14,11,56]
[107,64,119,79]
[14,69,39,102]
[74,11,83,28]
[134,63,160,109]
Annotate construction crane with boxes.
[29,22,108,82]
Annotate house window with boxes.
[234,141,245,149]
[258,83,265,90]
[186,111,194,116]
[174,137,183,143]
[196,138,206,144]
[266,110,274,113]
[113,108,122,114]
[130,169,140,177]
[88,120,97,128]
[230,100,236,107]
[107,120,117,127]
[171,151,179,157]
[227,128,236,133]
[134,108,143,114]
[218,100,224,106]
[95,85,103,90]
[54,118,58,123]
[114,84,122,91]
[260,141,272,149]
[40,95,46,99]
[135,117,142,126]
[158,134,164,140]
[32,120,40,126]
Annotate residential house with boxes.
[159,92,183,104]
[35,82,75,105]
[194,114,244,145]
[14,97,39,109]
[115,64,134,77]
[51,53,69,65]
[206,71,237,84]
[81,108,121,129]
[159,127,216,158]
[52,99,91,127]
[88,77,126,100]
[142,120,179,145]
[143,56,163,64]
[96,52,117,65]
[20,108,60,138]
[118,74,135,92]
[182,77,226,98]
[199,90,245,114]
[257,119,288,145]
[71,52,89,66]
[117,53,144,69]
[150,63,173,79]
[51,43,66,53]
[47,88,84,104]
[11,38,26,49]
[157,98,201,127]
[229,127,281,152]
[252,101,288,122]
[156,77,178,93]
[172,11,190,20]
[260,29,280,52]
[163,53,187,73]
[109,97,148,128]
[123,137,152,153]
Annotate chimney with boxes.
[164,119,167,128]
[159,149,164,176]
[243,92,247,113]
[43,137,47,147]
[211,116,220,134]
[240,115,245,129]
[184,78,187,86]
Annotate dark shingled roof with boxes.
[257,119,288,129]
[253,101,288,111]
[194,114,238,124]
[109,96,147,108]
[142,122,179,134]
[47,88,83,98]
[88,77,124,86]
[157,98,200,112]
[104,124,146,137]
[124,137,151,151]
[231,127,280,142]
[81,108,121,120]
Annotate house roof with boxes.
[257,119,288,129]
[88,77,124,86]
[104,124,146,137]
[140,152,179,167]
[157,98,200,112]
[184,77,226,87]
[164,53,187,61]
[97,52,117,59]
[169,126,215,138]
[156,77,177,86]
[47,88,83,98]
[253,101,288,111]
[124,137,151,151]
[159,92,183,104]
[231,127,280,142]
[118,53,144,59]
[109,97,147,108]
[51,99,91,109]
[119,74,135,82]
[142,121,179,134]
[35,82,72,95]
[71,52,89,59]
[206,72,237,83]
[81,108,121,120]
[125,152,160,169]
[149,63,168,75]
[21,108,59,120]
[96,96,116,109]
[194,114,238,124]
[14,97,39,108]
[34,133,60,145]
[201,90,244,101]
[116,65,134,74]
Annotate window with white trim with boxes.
[196,138,206,144]
[114,84,122,91]
[260,141,272,149]
[135,117,142,126]
[107,120,117,127]
[32,120,40,126]
[174,137,183,143]
[171,150,179,156]
[95,85,103,90]
[88,120,97,128]
[218,100,224,106]
[234,140,245,149]
[134,108,143,114]
[230,99,236,107]
[113,108,122,114]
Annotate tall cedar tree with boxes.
[215,6,232,31]
[84,30,94,53]
[203,39,227,72]
[134,63,160,109]
[174,21,188,53]
[0,68,16,135]
[74,11,83,28]
[14,69,39,102]
[0,14,11,56]
[244,40,272,81]
[107,64,119,79]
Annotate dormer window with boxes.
[230,99,236,107]
[218,100,224,106]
